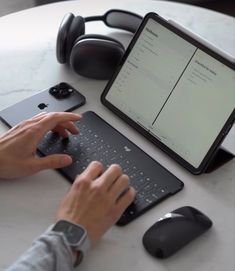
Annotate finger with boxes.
[77,161,104,181]
[3,112,48,136]
[52,126,69,138]
[19,112,48,125]
[109,174,130,202]
[37,112,81,138]
[98,164,122,190]
[31,112,48,119]
[10,112,80,137]
[116,186,136,210]
[52,121,79,136]
[32,154,73,172]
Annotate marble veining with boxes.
[0,1,234,271]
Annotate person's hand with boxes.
[0,112,81,179]
[56,161,136,246]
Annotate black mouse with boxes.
[142,206,213,259]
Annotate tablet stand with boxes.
[204,147,235,173]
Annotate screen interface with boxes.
[105,18,235,168]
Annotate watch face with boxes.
[53,220,85,245]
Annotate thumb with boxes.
[35,154,73,171]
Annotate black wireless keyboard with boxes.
[38,111,184,225]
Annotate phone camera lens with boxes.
[49,83,73,99]
[50,87,59,94]
[59,88,70,98]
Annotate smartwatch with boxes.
[52,220,90,265]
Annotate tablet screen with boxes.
[102,14,235,172]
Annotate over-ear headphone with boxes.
[56,9,143,80]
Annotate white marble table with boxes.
[0,1,234,270]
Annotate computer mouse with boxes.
[142,206,213,259]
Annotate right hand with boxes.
[56,161,136,245]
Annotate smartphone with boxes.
[0,82,86,127]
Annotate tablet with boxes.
[101,12,235,174]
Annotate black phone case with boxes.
[0,82,86,127]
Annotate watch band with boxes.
[74,251,83,267]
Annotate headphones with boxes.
[56,9,143,80]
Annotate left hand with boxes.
[0,112,81,179]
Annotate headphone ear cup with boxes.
[56,13,74,63]
[65,16,85,62]
[70,34,125,80]
[56,13,85,64]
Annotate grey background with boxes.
[0,0,234,17]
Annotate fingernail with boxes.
[60,156,72,166]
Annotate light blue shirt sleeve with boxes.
[6,230,75,271]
